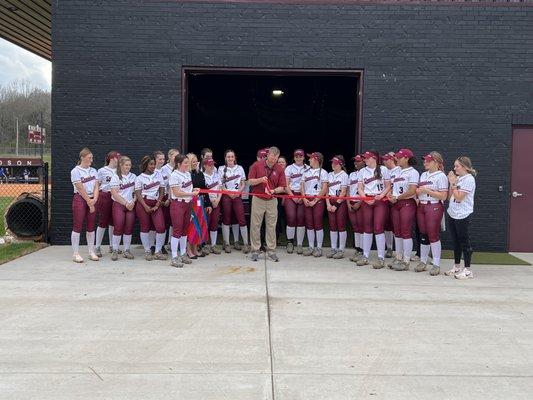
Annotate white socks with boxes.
[123,234,132,251]
[296,227,305,246]
[394,237,404,260]
[363,233,373,258]
[240,226,248,245]
[316,229,324,248]
[339,231,347,251]
[420,244,431,264]
[171,236,179,259]
[155,233,166,253]
[403,238,413,263]
[108,226,114,243]
[307,229,315,248]
[96,226,106,248]
[71,231,80,254]
[179,236,187,256]
[232,224,240,243]
[330,231,339,250]
[222,224,231,245]
[86,231,95,254]
[210,231,218,246]
[140,232,151,252]
[385,231,394,250]
[286,226,296,241]
[430,240,442,266]
[112,235,121,251]
[375,233,385,259]
[354,232,361,249]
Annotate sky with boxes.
[0,38,51,91]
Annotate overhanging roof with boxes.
[0,0,51,61]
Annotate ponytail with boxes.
[77,147,92,166]
[457,156,477,177]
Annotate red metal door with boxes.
[509,126,533,252]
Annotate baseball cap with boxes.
[203,158,216,166]
[423,153,436,162]
[107,151,121,161]
[352,154,363,162]
[362,151,377,160]
[330,156,344,166]
[257,148,268,158]
[382,152,395,161]
[294,149,305,157]
[307,152,322,161]
[395,148,414,159]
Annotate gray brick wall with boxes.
[51,1,533,250]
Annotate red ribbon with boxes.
[197,188,384,202]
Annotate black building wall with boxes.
[51,1,533,250]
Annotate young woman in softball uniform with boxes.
[134,155,167,261]
[357,151,391,268]
[387,148,420,271]
[203,157,222,254]
[446,156,477,280]
[347,154,365,262]
[382,152,399,258]
[284,149,308,254]
[95,151,120,257]
[162,148,180,245]
[109,156,136,261]
[169,154,199,268]
[301,152,329,257]
[218,149,250,254]
[70,148,100,263]
[415,152,448,275]
[326,155,349,259]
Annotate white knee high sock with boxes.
[420,244,431,263]
[385,231,394,250]
[354,232,362,249]
[149,230,156,247]
[86,231,95,253]
[179,236,187,256]
[286,226,296,240]
[210,231,218,246]
[112,235,121,251]
[222,224,230,245]
[403,238,413,263]
[171,236,179,259]
[155,233,165,253]
[232,224,240,242]
[375,233,386,259]
[430,241,442,266]
[240,226,249,245]
[330,231,339,250]
[339,231,347,251]
[296,227,305,246]
[96,226,106,248]
[123,234,132,251]
[140,232,151,252]
[316,229,324,248]
[108,226,114,244]
[307,229,315,248]
[71,231,80,254]
[363,233,373,258]
[394,237,404,260]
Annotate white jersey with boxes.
[285,163,308,192]
[348,171,360,198]
[161,163,173,194]
[418,170,448,203]
[389,166,401,182]
[203,170,221,200]
[97,165,116,193]
[135,171,164,200]
[447,174,476,220]
[302,167,328,196]
[327,170,349,197]
[110,172,136,203]
[71,165,98,196]
[217,164,246,191]
[391,167,419,198]
[358,166,390,195]
[169,170,193,201]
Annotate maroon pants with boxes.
[361,200,388,234]
[391,199,417,239]
[417,202,444,243]
[348,201,364,234]
[135,199,165,233]
[328,201,348,232]
[162,195,171,229]
[284,196,305,227]
[304,200,325,230]
[221,194,246,226]
[208,204,221,231]
[170,200,192,238]
[72,194,96,233]
[97,191,113,228]
[112,202,135,236]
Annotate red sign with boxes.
[28,125,46,144]
[0,158,43,166]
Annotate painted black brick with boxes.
[51,1,533,251]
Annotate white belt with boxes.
[143,196,158,200]
[420,200,440,205]
[173,198,190,203]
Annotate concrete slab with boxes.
[1,245,532,399]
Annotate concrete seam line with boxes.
[263,252,275,400]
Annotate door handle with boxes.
[512,191,523,198]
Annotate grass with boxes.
[442,250,530,266]
[0,197,14,236]
[0,242,47,265]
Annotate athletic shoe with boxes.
[164,244,171,253]
[287,242,294,254]
[161,246,168,255]
[203,244,212,253]
[153,252,168,261]
[123,250,134,259]
[296,245,303,255]
[386,258,399,269]
[170,257,183,268]
[150,246,156,255]
[414,261,427,273]
[372,258,386,269]
[312,248,323,257]
[242,244,251,254]
[95,247,103,258]
[211,245,222,255]
[410,255,420,262]
[224,244,232,254]
[268,252,279,262]
[326,249,337,258]
[349,250,361,262]
[144,251,154,261]
[73,253,84,263]
[393,261,410,271]
[233,241,243,251]
[356,257,369,266]
[181,254,193,264]
[455,268,473,280]
[332,250,345,259]
[111,250,119,261]
[302,247,314,256]
[429,265,440,276]
[385,249,394,259]
[445,265,462,276]
[251,252,259,262]
[88,252,99,261]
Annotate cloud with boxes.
[0,38,51,91]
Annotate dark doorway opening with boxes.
[183,68,362,170]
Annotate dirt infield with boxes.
[0,184,44,198]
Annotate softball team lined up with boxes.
[70,147,476,279]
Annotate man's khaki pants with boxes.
[250,196,278,252]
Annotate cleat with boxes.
[242,244,251,254]
[356,257,369,266]
[153,252,168,261]
[455,268,473,280]
[445,266,462,276]
[332,250,345,259]
[385,249,394,258]
[296,245,303,255]
[180,254,193,264]
[170,257,183,268]
[326,249,337,258]
[312,248,323,258]
[73,253,84,263]
[287,242,294,254]
[414,261,427,273]
[224,244,232,254]
[268,252,279,262]
[429,265,440,276]
[372,258,386,269]
[111,250,119,261]
[123,250,134,259]
[95,247,103,258]
[144,251,154,261]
